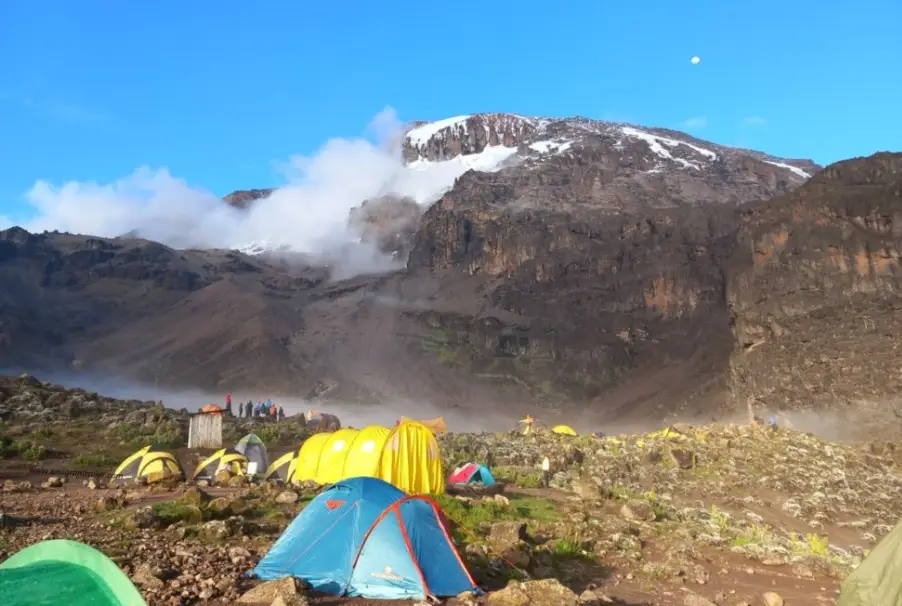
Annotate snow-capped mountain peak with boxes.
[402,113,817,180]
[230,112,821,258]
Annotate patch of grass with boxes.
[642,489,670,521]
[513,496,559,523]
[434,494,560,546]
[112,421,184,449]
[21,441,47,460]
[252,424,313,448]
[734,522,776,547]
[29,427,55,439]
[610,485,639,500]
[151,500,205,525]
[72,453,119,468]
[789,532,830,557]
[435,494,521,528]
[549,531,590,563]
[0,436,48,460]
[492,466,543,489]
[709,504,731,533]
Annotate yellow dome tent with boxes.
[343,425,392,478]
[112,445,184,484]
[289,422,444,494]
[192,448,248,482]
[291,432,332,481]
[263,451,297,483]
[551,424,578,436]
[314,428,361,485]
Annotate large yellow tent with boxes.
[380,421,444,494]
[551,424,578,436]
[289,422,444,494]
[112,445,184,484]
[314,428,361,485]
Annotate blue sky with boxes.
[1,0,900,223]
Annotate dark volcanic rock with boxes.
[348,195,421,259]
[727,152,902,411]
[223,188,274,209]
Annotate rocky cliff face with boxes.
[6,112,899,421]
[727,152,902,411]
[398,114,822,414]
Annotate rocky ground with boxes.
[2,374,900,604]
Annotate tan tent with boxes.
[400,416,447,434]
[838,521,902,605]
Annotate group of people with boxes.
[224,393,285,420]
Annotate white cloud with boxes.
[10,106,490,278]
[742,116,767,126]
[681,116,707,130]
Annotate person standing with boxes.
[541,456,551,488]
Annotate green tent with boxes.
[838,522,902,605]
[0,539,146,605]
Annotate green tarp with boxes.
[838,521,902,606]
[0,539,146,605]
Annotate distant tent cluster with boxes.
[264,421,445,495]
[112,433,271,487]
[48,416,500,602]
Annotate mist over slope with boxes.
[0,108,512,278]
[3,112,899,425]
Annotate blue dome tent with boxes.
[251,477,477,600]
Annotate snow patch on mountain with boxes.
[406,115,472,146]
[620,126,718,168]
[529,139,575,155]
[763,160,811,179]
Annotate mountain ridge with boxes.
[2,114,897,423]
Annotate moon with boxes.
[690,56,701,64]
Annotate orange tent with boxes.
[400,416,447,434]
[201,404,223,414]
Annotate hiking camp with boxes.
[0,373,894,605]
[0,3,895,603]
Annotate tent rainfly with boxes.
[0,539,147,606]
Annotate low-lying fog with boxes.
[3,367,892,442]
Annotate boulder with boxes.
[238,577,307,604]
[486,579,579,606]
[275,490,299,504]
